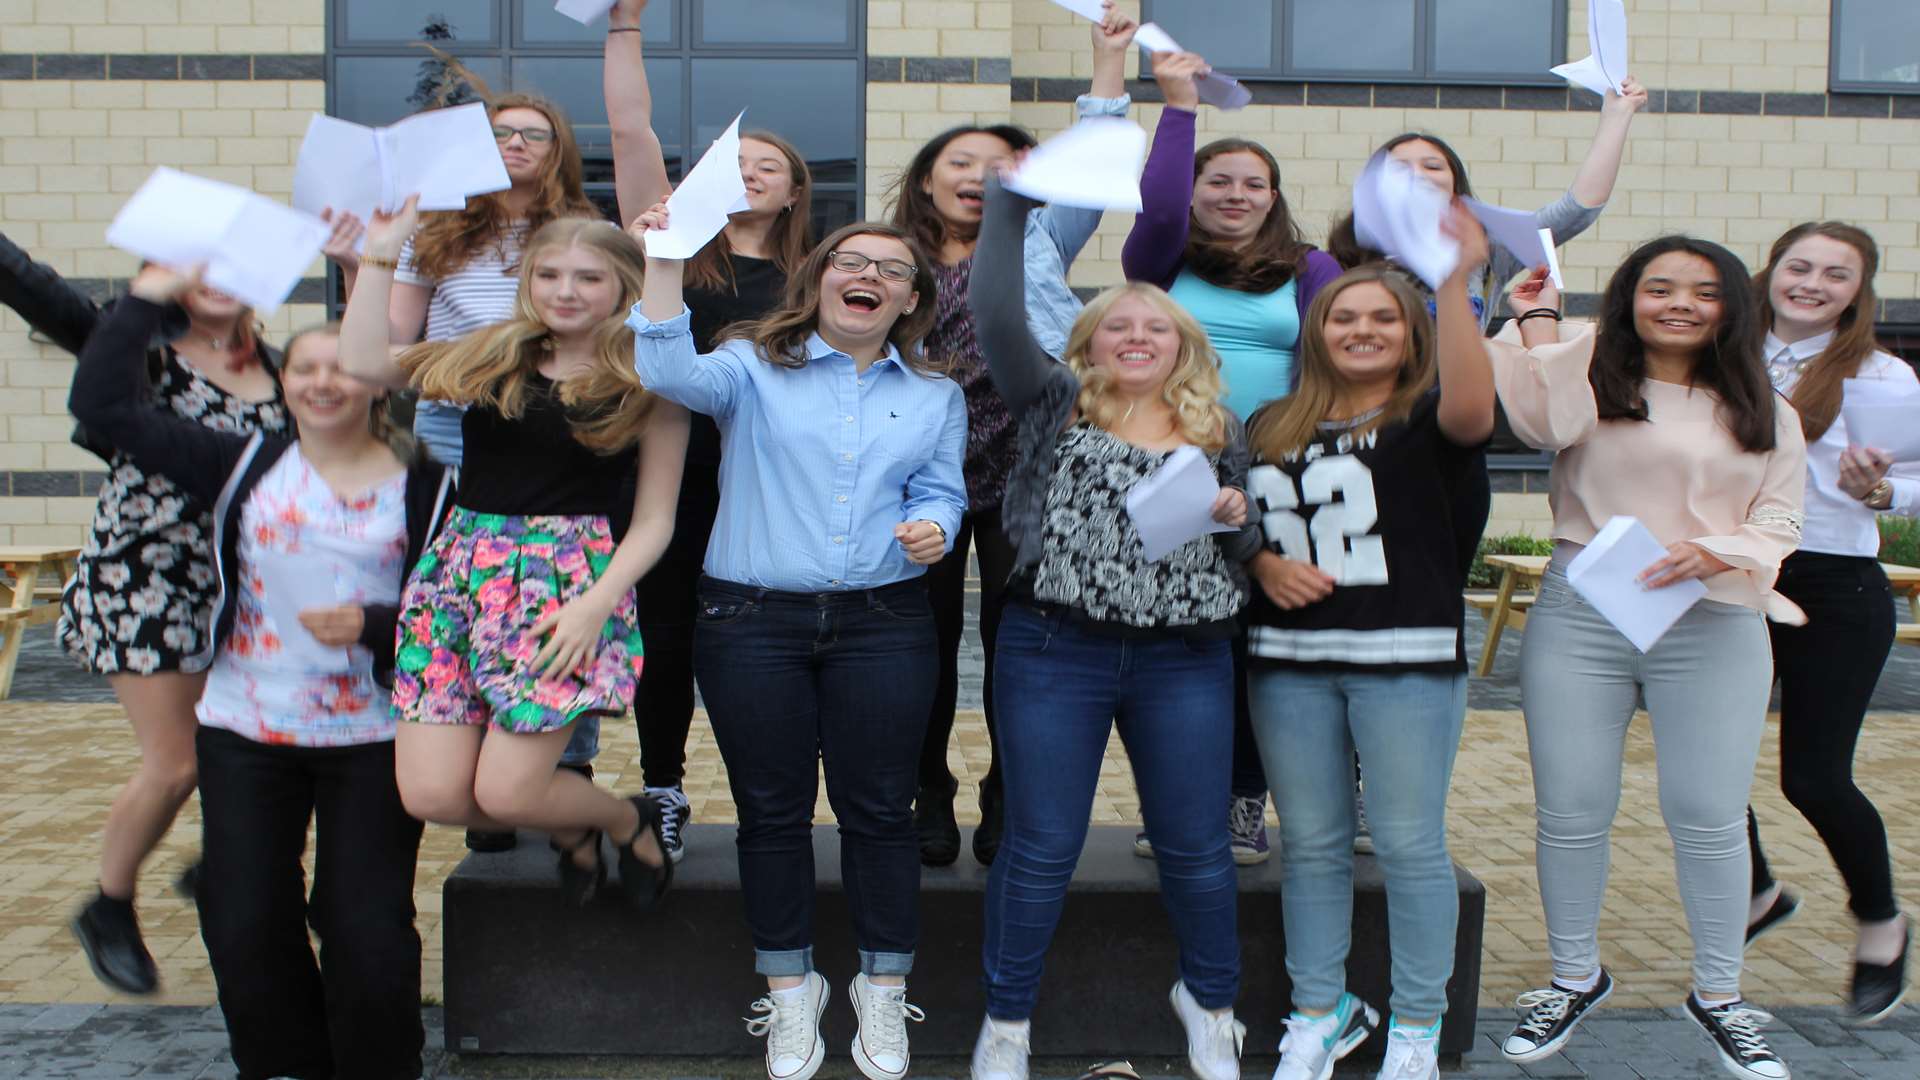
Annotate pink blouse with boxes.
[1487,322,1808,623]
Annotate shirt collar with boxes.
[1763,329,1834,366]
[806,332,905,372]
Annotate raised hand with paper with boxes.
[336,194,423,391]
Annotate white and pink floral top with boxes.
[197,449,409,747]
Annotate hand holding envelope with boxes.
[1127,445,1238,563]
[642,112,752,260]
[1004,117,1148,211]
[1462,199,1565,289]
[1352,150,1460,291]
[292,102,511,230]
[1566,516,1707,653]
[553,0,616,24]
[107,168,330,313]
[1552,0,1629,96]
[1841,378,1920,463]
[1047,2,1250,110]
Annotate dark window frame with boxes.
[1139,0,1568,87]
[1829,0,1920,95]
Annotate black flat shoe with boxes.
[173,860,203,904]
[552,830,606,906]
[1850,919,1909,1025]
[972,779,1003,867]
[1745,886,1800,949]
[617,794,673,911]
[467,828,518,853]
[916,779,960,867]
[71,894,159,996]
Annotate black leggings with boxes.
[921,508,1016,799]
[632,459,721,790]
[1749,552,1899,922]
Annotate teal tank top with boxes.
[1167,269,1300,420]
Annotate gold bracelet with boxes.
[359,254,399,271]
[1867,478,1894,510]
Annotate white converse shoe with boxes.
[745,972,829,1080]
[1169,980,1246,1080]
[850,973,926,1080]
[1271,993,1379,1080]
[1375,1018,1441,1080]
[971,1015,1031,1080]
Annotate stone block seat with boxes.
[443,825,1484,1060]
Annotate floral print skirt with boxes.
[392,509,643,733]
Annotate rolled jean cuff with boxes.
[559,713,600,766]
[754,946,813,977]
[861,950,914,977]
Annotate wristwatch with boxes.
[1865,478,1894,510]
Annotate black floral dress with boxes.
[58,352,289,675]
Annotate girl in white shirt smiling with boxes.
[1743,221,1910,1023]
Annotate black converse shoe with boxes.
[1499,968,1613,1063]
[645,785,692,864]
[1685,996,1790,1079]
[1849,918,1908,1026]
[1745,886,1800,949]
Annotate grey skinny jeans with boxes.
[1519,565,1771,996]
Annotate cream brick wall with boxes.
[0,0,326,56]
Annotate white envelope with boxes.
[1132,22,1253,111]
[1048,0,1109,21]
[1551,0,1629,96]
[292,102,512,225]
[250,549,351,671]
[1841,378,1920,462]
[1352,150,1459,290]
[1005,117,1147,211]
[644,112,749,260]
[1126,445,1237,563]
[1565,516,1705,653]
[554,0,616,25]
[106,168,329,313]
[1461,198,1564,288]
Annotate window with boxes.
[327,1,865,233]
[1831,0,1920,93]
[1139,0,1566,85]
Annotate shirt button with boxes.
[833,536,846,545]
[836,495,849,503]
[843,453,855,462]
[844,415,854,423]
[857,380,865,387]
[830,579,841,586]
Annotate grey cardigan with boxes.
[968,177,1263,580]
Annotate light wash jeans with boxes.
[1519,566,1771,995]
[1248,665,1466,1020]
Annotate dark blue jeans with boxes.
[694,575,937,977]
[983,603,1240,1020]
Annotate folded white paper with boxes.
[1005,117,1146,211]
[1841,378,1920,462]
[1132,22,1253,111]
[106,168,329,313]
[1352,150,1459,290]
[1565,516,1705,652]
[1127,445,1237,563]
[252,550,351,670]
[1461,198,1564,288]
[645,111,748,260]
[1048,0,1110,21]
[1551,0,1629,96]
[292,102,511,225]
[554,0,616,25]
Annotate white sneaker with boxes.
[1272,993,1379,1080]
[1375,1018,1441,1080]
[1169,980,1246,1080]
[745,972,829,1080]
[971,1015,1031,1080]
[850,973,926,1080]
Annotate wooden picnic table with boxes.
[0,545,80,699]
[1469,554,1920,677]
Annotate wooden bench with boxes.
[0,545,81,699]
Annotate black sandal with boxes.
[551,829,605,906]
[617,794,674,911]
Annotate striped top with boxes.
[396,222,530,467]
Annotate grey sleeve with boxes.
[1213,414,1264,565]
[1483,190,1607,323]
[971,177,1057,418]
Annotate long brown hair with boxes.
[1249,267,1436,461]
[1064,283,1232,454]
[722,223,943,376]
[887,124,1037,263]
[409,91,600,280]
[1756,221,1881,442]
[403,219,657,453]
[685,130,814,293]
[1185,138,1311,293]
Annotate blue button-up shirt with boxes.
[629,305,967,592]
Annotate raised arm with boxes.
[1028,5,1138,266]
[626,203,749,417]
[1120,60,1205,289]
[604,0,672,228]
[973,177,1060,417]
[340,197,422,391]
[68,268,247,505]
[1567,77,1649,214]
[1434,205,1497,445]
[0,229,106,356]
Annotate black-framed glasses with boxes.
[492,124,555,144]
[827,250,916,282]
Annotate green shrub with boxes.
[1879,515,1920,567]
[1467,533,1556,589]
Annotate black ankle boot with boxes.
[973,778,1003,866]
[915,778,960,867]
[72,892,159,995]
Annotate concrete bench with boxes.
[443,825,1484,1061]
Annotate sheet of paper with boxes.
[1005,117,1147,211]
[644,111,748,260]
[1048,0,1109,21]
[1131,22,1252,111]
[1351,149,1459,290]
[251,550,351,670]
[554,0,617,25]
[1566,516,1705,653]
[1461,197,1564,288]
[293,102,509,223]
[107,167,329,313]
[1841,380,1920,462]
[1126,445,1237,563]
[1551,0,1628,96]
